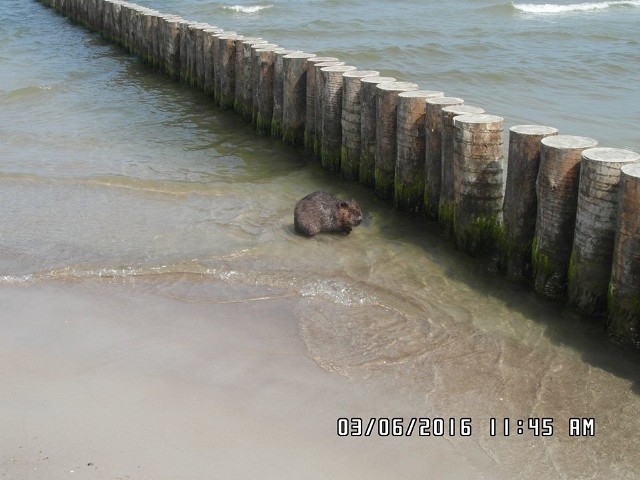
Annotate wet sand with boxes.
[0,276,501,480]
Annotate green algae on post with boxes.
[252,46,281,134]
[234,38,267,118]
[532,135,598,300]
[608,163,640,348]
[270,49,299,139]
[320,65,356,172]
[374,81,418,200]
[439,104,484,236]
[340,70,380,180]
[424,97,464,219]
[310,61,345,155]
[568,148,640,316]
[500,125,558,281]
[358,76,396,187]
[216,33,242,109]
[395,90,444,212]
[281,52,316,145]
[452,114,505,255]
[303,57,340,151]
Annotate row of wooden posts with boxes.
[39,0,640,350]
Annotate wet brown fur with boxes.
[294,191,362,236]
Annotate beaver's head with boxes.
[339,200,363,227]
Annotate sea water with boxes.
[1,0,639,478]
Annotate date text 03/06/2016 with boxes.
[336,417,596,437]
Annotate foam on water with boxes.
[223,4,273,14]
[512,0,640,13]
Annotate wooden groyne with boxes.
[38,0,640,350]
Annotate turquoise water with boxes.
[1,0,640,478]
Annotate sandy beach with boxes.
[0,275,500,479]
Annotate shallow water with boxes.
[1,0,640,478]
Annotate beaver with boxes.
[294,191,363,236]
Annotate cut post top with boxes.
[427,96,464,106]
[283,52,317,59]
[212,30,236,37]
[581,147,640,164]
[343,70,380,78]
[621,162,640,178]
[361,76,397,85]
[275,49,301,56]
[541,135,598,150]
[254,45,280,52]
[308,57,340,64]
[509,125,558,136]
[453,113,504,128]
[241,37,264,44]
[398,90,444,99]
[321,65,357,73]
[442,104,484,115]
[375,81,419,93]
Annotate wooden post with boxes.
[304,57,340,151]
[452,114,505,255]
[119,3,132,52]
[319,65,357,172]
[250,43,278,122]
[131,5,145,59]
[215,33,241,109]
[210,30,233,101]
[202,27,223,96]
[609,163,640,347]
[282,52,317,145]
[178,20,196,84]
[136,6,151,59]
[439,104,484,235]
[271,49,300,139]
[341,70,380,180]
[396,90,444,212]
[374,81,419,200]
[186,23,207,86]
[359,76,397,186]
[159,14,183,80]
[500,125,558,281]
[84,0,96,30]
[135,6,153,66]
[424,97,464,218]
[143,9,162,70]
[134,6,149,57]
[568,148,640,316]
[192,23,213,89]
[532,135,598,300]
[155,11,167,70]
[252,45,280,134]
[234,37,265,117]
[150,10,165,71]
[102,1,123,45]
[139,7,154,61]
[311,61,345,155]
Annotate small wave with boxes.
[222,5,273,14]
[300,279,379,307]
[0,262,206,285]
[0,84,58,103]
[512,0,640,13]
